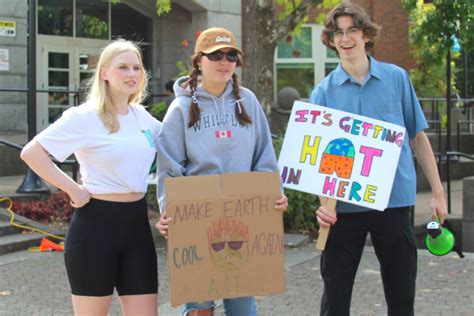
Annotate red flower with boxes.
[286,35,292,43]
[181,39,189,47]
[292,50,301,58]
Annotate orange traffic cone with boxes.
[39,237,64,251]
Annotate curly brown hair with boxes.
[321,2,381,56]
[181,53,252,128]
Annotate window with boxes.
[76,0,109,39]
[79,53,99,83]
[274,25,340,100]
[325,63,339,76]
[38,0,109,39]
[47,52,70,123]
[111,3,152,42]
[277,28,312,59]
[38,0,73,36]
[276,63,314,99]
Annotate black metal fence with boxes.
[0,87,167,192]
[1,90,474,214]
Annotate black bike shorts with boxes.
[64,197,158,296]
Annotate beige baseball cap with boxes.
[194,27,243,55]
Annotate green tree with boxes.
[241,0,339,113]
[113,0,171,15]
[403,0,473,97]
[150,0,331,231]
[154,0,337,113]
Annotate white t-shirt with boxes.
[35,102,162,194]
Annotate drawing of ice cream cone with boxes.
[319,138,355,179]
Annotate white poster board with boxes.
[278,101,406,211]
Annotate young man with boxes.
[309,2,448,316]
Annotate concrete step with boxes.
[0,208,65,256]
[0,233,43,255]
[0,220,22,236]
[284,233,309,248]
[426,132,474,155]
[417,158,474,191]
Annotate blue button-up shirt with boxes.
[309,56,428,213]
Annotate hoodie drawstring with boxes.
[234,98,244,114]
[191,90,198,105]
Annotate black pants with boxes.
[320,207,417,316]
[64,198,158,296]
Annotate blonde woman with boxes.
[21,40,161,316]
[155,27,288,316]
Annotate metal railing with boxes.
[419,98,474,214]
[457,120,474,153]
[1,87,83,192]
[0,88,170,193]
[419,97,474,135]
[2,88,474,213]
[421,98,474,158]
[0,138,79,182]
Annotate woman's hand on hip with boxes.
[69,185,91,208]
[156,211,171,239]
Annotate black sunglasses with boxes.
[203,50,239,62]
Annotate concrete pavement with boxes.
[0,238,473,315]
[0,176,471,315]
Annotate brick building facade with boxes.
[307,0,414,71]
[269,0,415,102]
[354,0,413,70]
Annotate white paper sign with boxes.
[278,101,406,211]
[0,21,16,37]
[0,48,9,71]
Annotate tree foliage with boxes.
[403,0,473,97]
[155,0,171,16]
[403,0,473,61]
[242,0,337,113]
[113,0,171,16]
[150,0,339,112]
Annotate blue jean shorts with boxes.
[183,296,257,316]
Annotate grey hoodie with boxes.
[156,76,278,211]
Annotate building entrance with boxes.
[36,37,107,131]
[35,0,152,132]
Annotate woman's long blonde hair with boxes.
[86,39,148,133]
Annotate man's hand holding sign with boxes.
[277,101,406,249]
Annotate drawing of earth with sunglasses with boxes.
[207,217,250,272]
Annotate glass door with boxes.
[75,47,100,104]
[37,38,107,131]
[37,43,74,131]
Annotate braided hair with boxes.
[183,53,252,128]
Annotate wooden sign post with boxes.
[315,198,337,250]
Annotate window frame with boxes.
[274,24,340,101]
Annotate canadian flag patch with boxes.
[215,130,232,139]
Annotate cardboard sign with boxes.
[165,172,284,307]
[278,101,406,210]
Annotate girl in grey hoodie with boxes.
[155,27,288,316]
